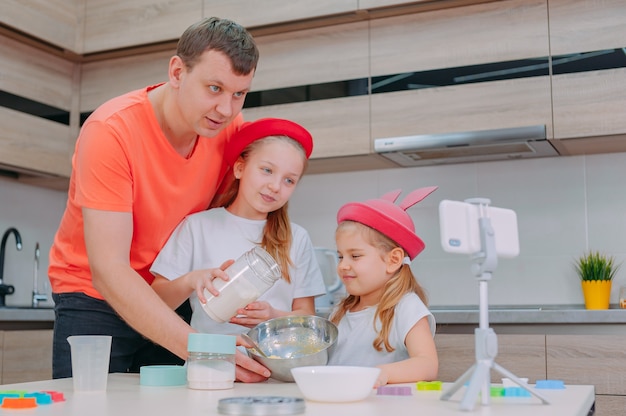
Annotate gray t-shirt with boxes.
[328,292,435,366]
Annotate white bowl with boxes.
[291,365,380,402]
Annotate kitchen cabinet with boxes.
[548,0,626,155]
[81,0,200,54]
[0,0,78,52]
[80,50,173,113]
[551,69,626,142]
[435,334,547,383]
[0,35,74,180]
[0,330,53,384]
[242,20,372,166]
[5,0,626,187]
[546,334,626,415]
[201,0,357,31]
[435,323,626,416]
[369,0,553,144]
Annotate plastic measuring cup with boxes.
[67,335,112,392]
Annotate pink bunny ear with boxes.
[380,189,403,203]
[398,186,438,210]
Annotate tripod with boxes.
[439,199,550,411]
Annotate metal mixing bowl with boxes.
[245,315,338,382]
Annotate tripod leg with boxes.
[459,360,491,411]
[440,363,477,401]
[492,362,551,405]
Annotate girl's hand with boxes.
[374,367,389,388]
[229,301,276,327]
[188,259,235,303]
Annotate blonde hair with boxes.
[213,135,308,283]
[330,221,428,352]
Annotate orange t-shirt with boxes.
[48,84,242,300]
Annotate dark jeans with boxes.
[52,292,191,379]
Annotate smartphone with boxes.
[438,199,520,258]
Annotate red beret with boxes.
[224,118,313,167]
[336,187,438,260]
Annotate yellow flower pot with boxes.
[581,280,612,310]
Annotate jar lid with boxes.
[139,365,187,386]
[188,333,236,354]
[217,396,305,415]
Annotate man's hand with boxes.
[234,337,271,382]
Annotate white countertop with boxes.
[0,373,594,416]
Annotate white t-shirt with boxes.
[327,292,435,366]
[150,207,326,334]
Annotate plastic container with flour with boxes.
[187,333,236,390]
[202,246,282,323]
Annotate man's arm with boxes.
[83,208,270,381]
[84,208,192,359]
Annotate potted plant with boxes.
[575,251,620,310]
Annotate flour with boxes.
[187,360,235,390]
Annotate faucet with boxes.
[0,227,22,307]
[32,242,48,308]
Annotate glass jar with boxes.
[187,333,236,390]
[201,246,282,323]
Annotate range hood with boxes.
[374,125,557,167]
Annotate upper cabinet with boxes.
[548,0,626,154]
[3,0,626,187]
[242,21,372,164]
[0,35,74,182]
[80,51,173,113]
[81,0,201,53]
[369,0,553,143]
[0,0,80,52]
[202,0,357,29]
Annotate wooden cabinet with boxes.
[551,69,626,141]
[548,0,626,56]
[548,0,626,155]
[546,334,626,392]
[80,50,173,113]
[546,334,626,416]
[0,35,74,179]
[435,333,547,383]
[0,330,53,384]
[201,0,357,30]
[243,21,371,165]
[5,0,626,183]
[369,0,553,143]
[0,0,79,52]
[437,332,626,416]
[81,0,201,54]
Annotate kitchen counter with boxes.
[431,304,626,324]
[431,304,626,336]
[0,306,54,330]
[0,373,594,416]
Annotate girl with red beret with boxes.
[150,118,325,340]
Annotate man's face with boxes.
[173,50,255,138]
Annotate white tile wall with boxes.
[290,152,626,307]
[0,177,66,307]
[3,150,626,308]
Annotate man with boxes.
[49,17,269,382]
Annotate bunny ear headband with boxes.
[336,186,438,260]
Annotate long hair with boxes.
[330,221,428,352]
[213,136,309,283]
